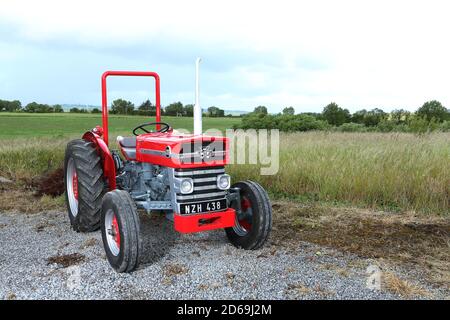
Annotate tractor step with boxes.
[135,200,172,212]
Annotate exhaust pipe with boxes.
[193,57,202,135]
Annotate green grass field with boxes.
[0,113,448,215]
[0,113,240,138]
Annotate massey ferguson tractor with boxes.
[64,59,272,272]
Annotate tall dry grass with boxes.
[228,132,450,215]
[1,132,449,215]
[0,137,67,180]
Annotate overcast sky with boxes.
[0,0,449,113]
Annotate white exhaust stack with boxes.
[193,57,202,135]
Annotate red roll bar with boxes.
[101,71,161,146]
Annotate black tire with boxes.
[101,189,142,273]
[64,139,106,232]
[225,180,272,250]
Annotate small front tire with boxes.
[101,190,142,273]
[225,180,272,250]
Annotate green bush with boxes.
[337,122,367,132]
[407,116,439,134]
[376,120,409,133]
[439,120,450,132]
[236,113,329,131]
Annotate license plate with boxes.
[180,199,227,215]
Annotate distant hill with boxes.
[61,104,100,111]
[223,109,249,116]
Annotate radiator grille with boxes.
[174,166,227,204]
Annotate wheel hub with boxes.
[234,196,253,235]
[105,209,121,256]
[111,215,121,247]
[72,171,78,200]
[66,158,79,217]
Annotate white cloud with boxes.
[1,0,449,112]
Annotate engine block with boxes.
[116,162,171,208]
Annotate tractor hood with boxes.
[135,132,229,169]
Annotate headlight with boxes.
[217,174,231,190]
[180,178,194,194]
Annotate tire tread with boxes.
[64,139,106,232]
[101,190,141,273]
[225,180,272,250]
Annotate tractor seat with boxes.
[117,136,136,159]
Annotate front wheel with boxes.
[225,181,272,250]
[101,190,142,273]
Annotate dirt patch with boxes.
[197,282,221,291]
[285,283,311,296]
[319,263,350,277]
[32,167,64,197]
[6,292,17,300]
[225,272,235,286]
[285,282,335,298]
[34,220,55,232]
[46,253,85,268]
[162,263,188,277]
[271,200,450,289]
[382,272,431,298]
[0,166,64,213]
[80,238,99,249]
[35,224,46,233]
[0,188,64,213]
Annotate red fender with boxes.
[82,129,116,190]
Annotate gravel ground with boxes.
[0,210,444,300]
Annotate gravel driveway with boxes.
[0,210,443,300]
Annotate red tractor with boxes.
[64,61,272,272]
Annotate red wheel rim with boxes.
[112,215,121,247]
[105,209,121,256]
[238,197,252,231]
[72,171,78,200]
[66,158,78,216]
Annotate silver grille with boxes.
[174,166,227,203]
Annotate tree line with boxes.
[0,100,64,113]
[108,99,227,117]
[0,98,228,117]
[236,101,450,133]
[2,97,449,132]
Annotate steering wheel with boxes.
[132,122,171,136]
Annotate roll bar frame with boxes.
[101,71,161,146]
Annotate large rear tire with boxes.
[101,189,142,273]
[64,139,106,232]
[225,180,272,250]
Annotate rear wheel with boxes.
[225,181,272,250]
[101,190,142,273]
[64,139,106,232]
